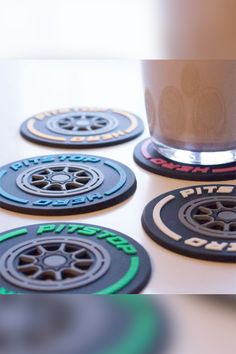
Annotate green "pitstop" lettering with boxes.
[37,224,137,255]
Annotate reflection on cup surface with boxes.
[143,60,236,165]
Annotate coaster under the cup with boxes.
[134,138,236,181]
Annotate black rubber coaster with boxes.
[20,107,144,148]
[142,184,236,262]
[0,153,136,216]
[0,223,151,294]
[134,138,236,181]
[0,297,167,354]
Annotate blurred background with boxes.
[0,0,155,58]
[0,0,235,59]
[0,295,235,354]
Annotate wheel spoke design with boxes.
[19,254,36,264]
[46,112,118,136]
[203,221,225,230]
[216,201,224,209]
[193,215,213,223]
[17,163,104,197]
[56,115,111,133]
[29,269,44,280]
[192,199,236,231]
[16,242,94,281]
[17,265,40,276]
[198,206,212,214]
[179,197,236,237]
[0,237,110,292]
[30,166,93,191]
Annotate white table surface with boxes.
[0,59,235,294]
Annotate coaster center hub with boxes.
[218,211,236,222]
[51,174,70,183]
[43,255,67,267]
[76,119,90,128]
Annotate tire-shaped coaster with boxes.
[0,154,136,216]
[20,107,144,148]
[0,297,167,354]
[142,184,236,262]
[134,139,236,181]
[0,223,151,294]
